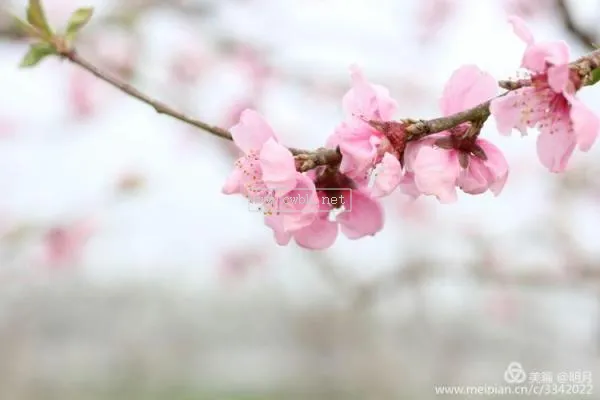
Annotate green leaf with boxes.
[26,0,52,37]
[11,15,40,38]
[19,43,56,68]
[65,7,94,39]
[587,68,600,86]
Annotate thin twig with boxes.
[64,49,233,141]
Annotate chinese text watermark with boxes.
[434,361,594,396]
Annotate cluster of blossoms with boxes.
[222,16,600,249]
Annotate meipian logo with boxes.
[504,362,527,384]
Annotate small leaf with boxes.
[65,7,94,39]
[587,68,600,86]
[19,43,56,68]
[26,0,52,37]
[11,15,40,38]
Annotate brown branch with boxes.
[53,43,600,174]
[60,47,341,171]
[63,49,233,141]
[555,0,596,51]
[405,100,492,139]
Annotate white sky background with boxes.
[1,0,600,315]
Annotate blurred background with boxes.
[0,0,600,398]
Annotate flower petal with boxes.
[440,65,497,115]
[264,215,292,246]
[280,174,320,232]
[478,139,510,195]
[294,218,339,250]
[522,41,570,73]
[490,93,528,136]
[260,138,297,196]
[231,109,278,154]
[337,189,384,239]
[457,157,492,195]
[398,172,421,199]
[568,97,600,152]
[412,145,460,203]
[508,15,534,45]
[536,130,576,173]
[547,64,570,93]
[222,165,243,194]
[371,153,403,197]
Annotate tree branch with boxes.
[64,49,233,141]
[56,45,600,173]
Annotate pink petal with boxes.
[547,64,570,93]
[403,136,439,171]
[536,131,576,173]
[336,121,379,177]
[440,65,497,115]
[478,139,510,195]
[371,153,403,197]
[231,110,278,154]
[490,93,527,136]
[457,157,492,195]
[508,15,534,45]
[293,218,339,250]
[412,146,460,203]
[542,40,570,66]
[337,189,384,239]
[398,172,421,199]
[568,97,600,152]
[522,41,570,73]
[222,165,243,194]
[259,138,297,196]
[264,215,292,246]
[280,174,320,232]
[371,85,398,120]
[521,45,551,72]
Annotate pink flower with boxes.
[416,0,456,43]
[327,65,399,184]
[217,247,266,283]
[43,219,95,268]
[222,109,318,232]
[265,187,384,250]
[404,135,509,202]
[403,65,509,201]
[490,16,600,172]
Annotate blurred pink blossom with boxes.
[42,219,95,268]
[416,0,457,43]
